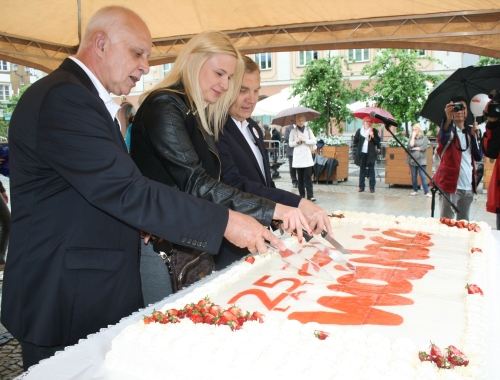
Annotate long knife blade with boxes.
[321,230,352,255]
[302,230,356,273]
[265,243,334,281]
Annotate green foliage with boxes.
[360,49,444,135]
[428,123,438,137]
[477,56,500,67]
[0,119,7,140]
[388,130,409,147]
[1,84,30,139]
[290,55,361,135]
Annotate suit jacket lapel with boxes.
[59,58,128,153]
[248,119,273,186]
[225,118,269,186]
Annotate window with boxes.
[0,85,10,101]
[0,61,9,71]
[408,49,426,56]
[348,49,370,62]
[254,53,272,70]
[345,117,363,132]
[162,63,173,76]
[298,51,318,66]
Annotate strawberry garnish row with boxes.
[439,217,481,232]
[142,297,264,331]
[419,341,469,369]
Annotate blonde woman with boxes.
[289,114,317,201]
[406,123,431,197]
[131,31,309,302]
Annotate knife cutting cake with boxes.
[105,211,493,379]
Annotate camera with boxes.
[486,89,500,118]
[453,102,465,112]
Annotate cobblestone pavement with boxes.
[0,333,23,380]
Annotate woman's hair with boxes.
[412,123,424,138]
[295,114,306,123]
[140,30,244,139]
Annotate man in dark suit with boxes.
[215,56,332,269]
[1,7,283,370]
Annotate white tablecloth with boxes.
[18,233,500,379]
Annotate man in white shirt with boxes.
[215,56,332,269]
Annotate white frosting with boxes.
[105,212,491,379]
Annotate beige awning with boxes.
[1,0,499,72]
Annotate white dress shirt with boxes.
[69,56,122,129]
[232,117,266,178]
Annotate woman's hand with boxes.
[273,204,312,242]
[297,199,333,237]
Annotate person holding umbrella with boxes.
[352,117,381,193]
[289,114,317,201]
[433,97,482,221]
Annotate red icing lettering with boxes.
[288,228,435,326]
[228,289,289,311]
[289,291,307,300]
[253,275,302,293]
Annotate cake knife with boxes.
[302,230,356,273]
[265,243,334,281]
[320,230,352,255]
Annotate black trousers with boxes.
[20,341,66,371]
[296,166,314,199]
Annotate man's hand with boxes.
[1,191,7,204]
[273,203,312,242]
[224,210,285,253]
[472,121,480,136]
[140,231,151,245]
[297,198,333,237]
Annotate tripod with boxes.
[383,123,459,218]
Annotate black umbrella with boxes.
[325,158,339,183]
[312,154,327,183]
[420,65,500,126]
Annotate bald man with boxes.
[2,6,283,369]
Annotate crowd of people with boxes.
[0,4,498,373]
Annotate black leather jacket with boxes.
[131,88,275,226]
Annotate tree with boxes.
[1,84,31,139]
[477,56,500,66]
[360,49,444,136]
[290,55,361,135]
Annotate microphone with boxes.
[369,111,399,127]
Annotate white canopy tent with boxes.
[252,87,302,117]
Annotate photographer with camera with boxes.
[433,97,482,221]
[480,90,500,229]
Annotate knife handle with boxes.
[320,230,328,239]
[301,229,314,242]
